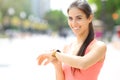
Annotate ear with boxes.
[88,14,93,23]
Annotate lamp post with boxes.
[20,11,26,20]
[7,7,15,29]
[8,8,15,16]
[19,11,26,32]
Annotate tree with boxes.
[88,0,120,30]
[0,0,31,17]
[0,0,32,31]
[44,10,68,32]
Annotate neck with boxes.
[76,30,89,44]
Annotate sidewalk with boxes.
[98,43,120,80]
[0,35,120,80]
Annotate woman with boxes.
[37,0,107,80]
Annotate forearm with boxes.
[54,63,65,80]
[55,52,85,69]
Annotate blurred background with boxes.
[0,0,120,80]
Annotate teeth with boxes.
[73,27,80,30]
[72,26,81,30]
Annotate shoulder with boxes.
[63,40,76,51]
[63,41,73,53]
[87,40,107,61]
[89,39,106,49]
[63,44,69,53]
[92,40,107,53]
[95,40,107,49]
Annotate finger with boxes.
[44,59,50,65]
[37,54,47,65]
[43,56,54,65]
[37,54,46,60]
[44,57,56,65]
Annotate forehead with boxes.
[68,7,86,17]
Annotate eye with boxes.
[76,17,82,20]
[68,17,73,21]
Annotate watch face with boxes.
[56,50,61,52]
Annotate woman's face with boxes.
[67,7,92,36]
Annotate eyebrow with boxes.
[68,15,83,18]
[76,15,83,17]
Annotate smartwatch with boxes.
[52,49,61,57]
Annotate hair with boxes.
[67,0,95,74]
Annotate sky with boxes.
[50,0,97,15]
[50,0,75,15]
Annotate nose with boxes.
[71,19,78,27]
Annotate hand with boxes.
[37,50,58,65]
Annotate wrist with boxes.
[52,49,61,57]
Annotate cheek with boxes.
[81,20,90,27]
[81,21,89,30]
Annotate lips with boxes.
[72,27,81,30]
[73,28,79,30]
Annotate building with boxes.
[31,0,50,19]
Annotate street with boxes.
[0,35,120,80]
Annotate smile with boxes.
[73,27,81,30]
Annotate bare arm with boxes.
[55,41,107,70]
[37,51,65,80]
[52,44,70,80]
[53,62,65,80]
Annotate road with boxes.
[0,34,120,80]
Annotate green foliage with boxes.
[0,0,50,33]
[0,12,2,22]
[44,10,68,31]
[88,0,120,30]
[114,10,120,25]
[0,0,31,17]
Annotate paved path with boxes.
[0,35,120,80]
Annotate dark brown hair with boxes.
[67,0,94,73]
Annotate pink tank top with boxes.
[62,39,104,80]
